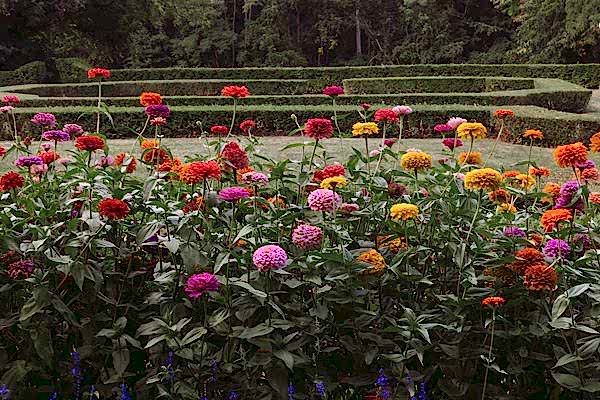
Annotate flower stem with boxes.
[481,310,496,400]
[96,80,102,135]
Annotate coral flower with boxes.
[98,198,130,220]
[221,86,250,98]
[141,139,169,163]
[464,168,502,191]
[253,245,288,271]
[87,68,110,79]
[390,203,419,221]
[529,166,551,177]
[220,142,249,170]
[292,224,324,250]
[150,117,167,126]
[179,161,221,184]
[322,86,344,97]
[401,151,432,171]
[304,118,334,140]
[589,192,600,205]
[457,122,487,140]
[553,142,588,168]
[352,122,379,137]
[481,296,506,307]
[75,135,105,152]
[308,189,341,212]
[0,171,24,191]
[590,132,600,153]
[185,273,220,298]
[524,129,543,140]
[114,153,137,173]
[211,125,229,135]
[458,151,482,165]
[320,176,348,190]
[357,249,386,274]
[493,109,514,119]
[523,264,558,291]
[580,167,599,182]
[540,209,572,232]
[374,109,399,123]
[139,92,162,107]
[508,247,545,274]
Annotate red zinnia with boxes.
[481,296,506,307]
[139,92,162,107]
[221,142,249,170]
[374,109,400,123]
[87,68,111,79]
[0,146,6,157]
[38,151,60,164]
[114,153,137,173]
[221,86,250,98]
[240,119,256,133]
[210,125,229,135]
[179,161,221,184]
[322,86,344,97]
[493,109,515,119]
[304,118,333,140]
[75,135,105,152]
[140,140,169,164]
[0,171,24,191]
[313,165,346,183]
[98,198,130,220]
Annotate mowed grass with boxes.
[2,137,595,187]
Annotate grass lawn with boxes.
[2,137,596,187]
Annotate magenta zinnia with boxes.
[253,245,288,272]
[185,273,220,298]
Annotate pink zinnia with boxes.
[292,224,323,250]
[442,138,463,150]
[392,105,413,116]
[384,139,396,148]
[242,172,269,186]
[185,273,220,298]
[253,245,288,272]
[322,86,344,97]
[447,117,467,129]
[374,109,399,123]
[151,117,167,126]
[434,124,453,133]
[218,187,250,201]
[63,124,84,135]
[339,203,360,214]
[304,118,333,140]
[0,106,14,113]
[307,189,341,212]
[2,95,20,104]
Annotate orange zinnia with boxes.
[507,247,545,275]
[524,129,543,140]
[590,132,600,153]
[140,92,162,107]
[589,192,600,205]
[553,142,588,168]
[529,166,551,177]
[493,109,514,119]
[540,209,572,232]
[458,151,482,165]
[524,264,558,291]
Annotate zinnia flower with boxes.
[240,119,256,134]
[457,122,487,140]
[242,172,269,186]
[140,92,162,107]
[179,161,221,184]
[447,117,467,129]
[360,103,371,110]
[543,239,570,259]
[508,247,545,275]
[503,227,525,238]
[253,245,288,271]
[493,109,514,119]
[464,168,502,191]
[481,296,506,307]
[98,198,130,220]
[434,124,453,133]
[38,151,60,164]
[388,182,407,198]
[320,176,348,190]
[352,122,379,137]
[497,203,517,213]
[590,192,600,205]
[357,249,386,274]
[7,260,35,279]
[221,142,249,170]
[489,189,510,203]
[211,125,229,135]
[401,151,432,171]
[63,124,84,135]
[292,224,323,250]
[384,139,396,147]
[513,173,535,190]
[15,156,43,168]
[308,189,341,212]
[145,105,170,118]
[377,235,407,254]
[392,105,413,116]
[185,273,220,298]
[75,135,105,152]
[390,203,419,221]
[2,95,20,104]
[458,151,482,165]
[0,106,13,113]
[221,86,250,98]
[42,130,70,142]
[304,118,333,140]
[523,264,558,291]
[150,117,167,126]
[529,166,551,177]
[31,113,57,127]
[87,68,110,79]
[553,142,588,168]
[140,139,169,164]
[540,209,572,232]
[590,132,600,153]
[0,171,24,191]
[524,129,543,140]
[322,86,344,97]
[218,187,250,201]
[114,153,137,173]
[374,109,399,123]
[339,202,360,214]
[442,138,463,150]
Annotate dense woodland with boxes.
[0,0,599,70]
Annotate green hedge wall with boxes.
[343,76,535,94]
[3,104,598,146]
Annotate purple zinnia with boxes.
[31,113,57,127]
[218,186,251,201]
[184,273,220,298]
[292,224,324,250]
[42,130,70,142]
[554,181,584,211]
[441,138,463,150]
[253,245,288,272]
[63,123,84,135]
[145,104,171,118]
[15,156,43,168]
[543,239,571,259]
[503,227,526,238]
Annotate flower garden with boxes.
[0,65,600,400]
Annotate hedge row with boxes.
[343,76,535,94]
[3,104,598,146]
[4,79,591,113]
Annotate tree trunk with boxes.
[232,0,237,66]
[355,4,362,57]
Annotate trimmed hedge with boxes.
[343,76,535,94]
[3,104,598,146]
[4,78,591,112]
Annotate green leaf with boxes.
[553,353,583,368]
[551,294,569,321]
[273,349,294,369]
[551,372,582,389]
[238,324,274,339]
[112,346,130,376]
[232,281,267,298]
[181,327,207,345]
[145,334,167,349]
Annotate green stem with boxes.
[364,136,371,177]
[481,310,496,400]
[96,80,102,135]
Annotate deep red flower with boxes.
[360,103,371,110]
[0,171,24,191]
[481,296,506,307]
[75,135,105,151]
[221,142,249,170]
[221,86,250,98]
[87,68,111,79]
[98,198,130,220]
[211,125,229,135]
[38,151,60,164]
[322,86,344,97]
[240,119,256,133]
[304,118,333,140]
[313,165,346,182]
[374,109,399,123]
[0,146,6,157]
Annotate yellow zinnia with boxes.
[320,176,348,190]
[497,203,517,214]
[352,122,379,137]
[401,151,432,171]
[390,203,419,221]
[458,151,483,166]
[457,122,487,140]
[357,249,387,274]
[513,173,535,190]
[464,168,503,191]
